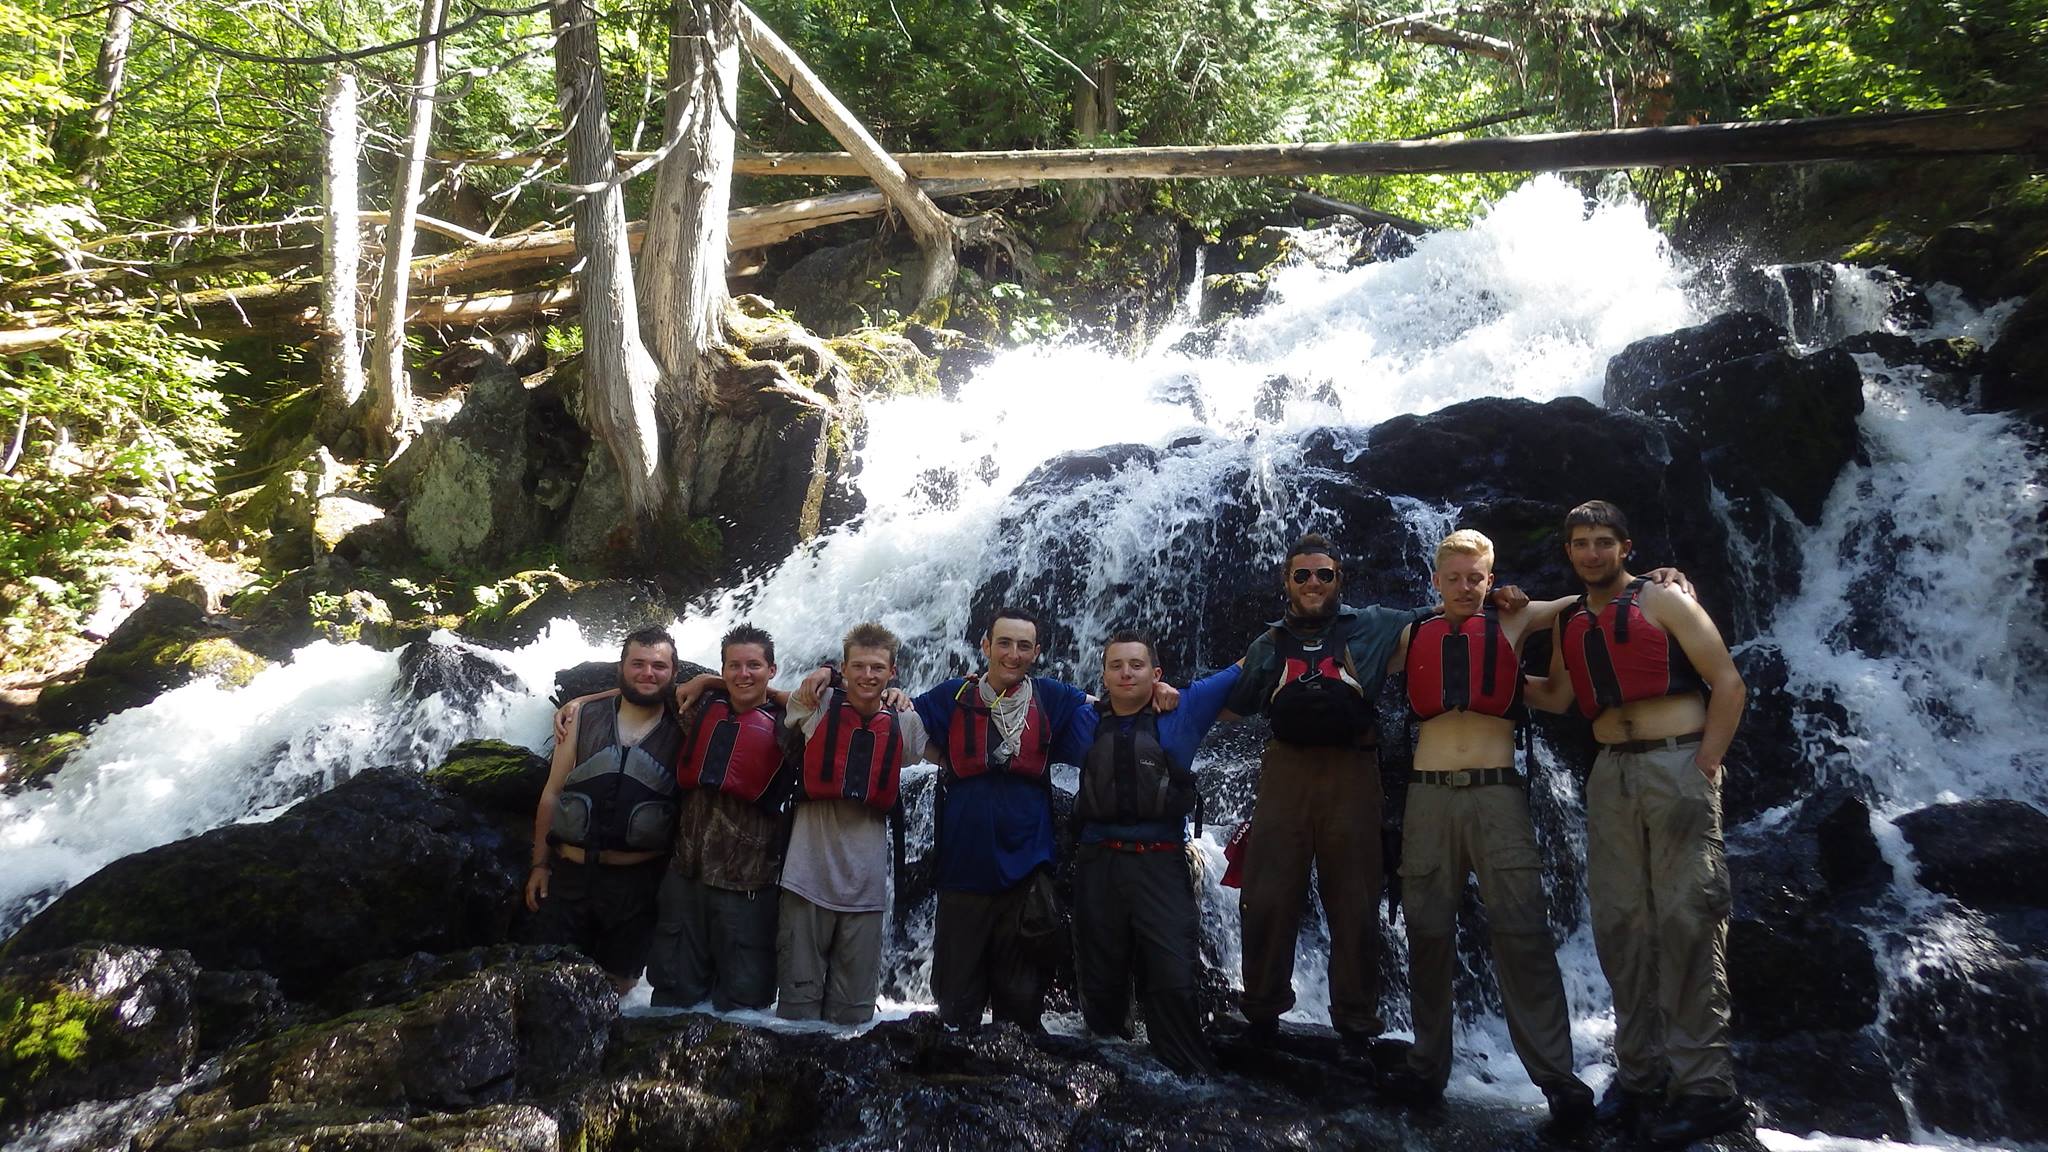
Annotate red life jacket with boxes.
[1267,630,1373,746]
[677,694,787,805]
[1557,576,1706,720]
[944,676,1051,781]
[801,694,904,811]
[1405,606,1523,721]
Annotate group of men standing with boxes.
[521,499,1748,1148]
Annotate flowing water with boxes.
[4,176,2043,1150]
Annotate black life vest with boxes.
[677,693,789,807]
[1558,576,1706,720]
[1074,703,1199,832]
[1405,606,1524,721]
[943,675,1051,781]
[554,698,685,852]
[1267,628,1373,746]
[801,693,904,812]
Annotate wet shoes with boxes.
[1376,1066,1445,1111]
[1593,1082,1658,1134]
[1646,1093,1749,1148]
[1541,1081,1597,1139]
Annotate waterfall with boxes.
[4,175,2041,1150]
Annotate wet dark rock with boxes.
[1726,787,1886,1041]
[1720,644,1857,827]
[1605,316,1865,524]
[1835,330,1984,406]
[1910,221,2007,305]
[177,956,612,1117]
[1980,286,2048,416]
[1729,263,1929,345]
[1,730,86,794]
[1888,930,2048,1142]
[398,640,518,713]
[4,768,525,996]
[1012,444,1162,501]
[0,944,201,1129]
[140,1103,560,1152]
[1199,272,1271,322]
[1738,1030,1908,1141]
[37,595,268,730]
[1895,798,2048,909]
[1069,214,1185,346]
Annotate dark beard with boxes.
[619,680,669,708]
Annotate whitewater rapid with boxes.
[3,176,2041,1150]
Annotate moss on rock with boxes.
[3,730,87,793]
[0,983,105,1119]
[426,740,550,815]
[37,595,270,729]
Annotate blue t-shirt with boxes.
[1071,664,1242,844]
[914,675,1093,893]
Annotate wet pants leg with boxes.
[935,883,1044,1030]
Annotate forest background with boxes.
[2,0,2045,683]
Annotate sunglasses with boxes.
[1291,567,1338,585]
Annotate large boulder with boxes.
[140,1104,559,1152]
[1888,931,2048,1143]
[393,359,584,569]
[460,573,683,650]
[37,595,268,729]
[1605,313,1865,524]
[177,954,612,1117]
[0,944,285,1132]
[3,768,526,995]
[1895,798,2048,909]
[1738,1031,1908,1141]
[1981,286,2048,416]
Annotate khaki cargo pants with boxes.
[1399,776,1578,1093]
[1587,740,1737,1098]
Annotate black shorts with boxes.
[529,856,666,978]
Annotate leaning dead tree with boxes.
[365,0,449,455]
[732,1,986,309]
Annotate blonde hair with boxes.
[842,621,901,664]
[1434,529,1495,572]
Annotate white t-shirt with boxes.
[781,687,929,913]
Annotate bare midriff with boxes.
[1414,710,1517,772]
[1591,691,1708,745]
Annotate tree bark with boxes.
[77,0,136,189]
[732,2,966,308]
[318,71,365,411]
[636,0,740,423]
[552,0,666,523]
[365,0,448,456]
[1376,17,1517,63]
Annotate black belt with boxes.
[1412,767,1522,788]
[1602,733,1704,755]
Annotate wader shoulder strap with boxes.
[1615,576,1651,644]
[1481,606,1502,698]
[820,697,843,784]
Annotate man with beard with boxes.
[1222,534,1413,1061]
[1528,501,1747,1147]
[527,627,686,995]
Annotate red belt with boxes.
[1101,839,1182,853]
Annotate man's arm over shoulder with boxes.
[1523,613,1576,714]
[1223,631,1279,718]
[1504,596,1578,645]
[1167,663,1243,743]
[1036,676,1096,765]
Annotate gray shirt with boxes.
[781,687,929,913]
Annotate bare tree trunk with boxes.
[733,2,968,308]
[319,71,365,413]
[77,0,135,189]
[553,0,666,523]
[637,0,740,423]
[366,0,448,456]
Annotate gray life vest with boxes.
[552,697,684,852]
[1074,704,1199,830]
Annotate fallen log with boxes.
[439,101,2048,180]
[0,178,1032,356]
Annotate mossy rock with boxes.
[823,328,939,397]
[427,740,550,815]
[37,596,269,729]
[2,730,87,794]
[1199,272,1271,323]
[139,1102,560,1152]
[0,944,203,1127]
[460,573,681,650]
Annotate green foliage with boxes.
[0,0,88,274]
[0,325,234,666]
